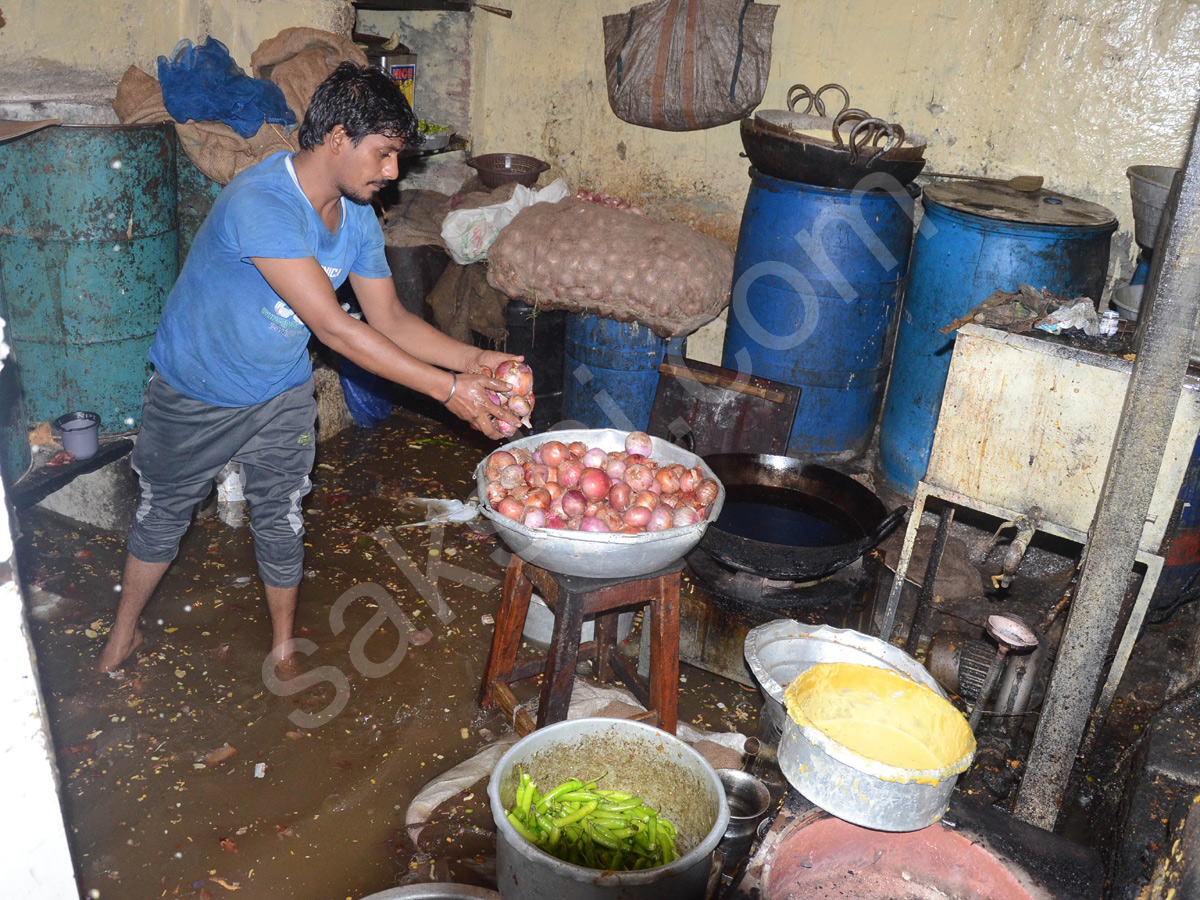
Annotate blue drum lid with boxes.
[923,181,1117,229]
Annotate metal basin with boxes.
[476,428,726,578]
[359,887,501,899]
[744,620,947,733]
[778,663,975,832]
[488,717,729,899]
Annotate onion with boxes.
[509,394,533,420]
[583,447,608,469]
[485,450,516,480]
[625,431,654,457]
[522,506,547,528]
[672,506,701,528]
[558,459,584,487]
[659,493,681,509]
[597,507,623,532]
[624,464,655,492]
[499,464,526,490]
[605,457,627,480]
[532,446,544,465]
[623,504,652,528]
[545,482,565,501]
[678,467,698,493]
[496,360,535,396]
[579,516,610,533]
[656,468,680,494]
[524,463,550,488]
[549,498,565,518]
[485,480,507,506]
[561,489,587,518]
[539,440,569,468]
[579,467,611,501]
[694,478,719,505]
[545,514,567,530]
[497,420,517,436]
[508,485,531,503]
[632,490,659,510]
[584,501,603,518]
[624,454,648,467]
[526,488,552,510]
[608,481,632,512]
[497,497,524,520]
[566,515,584,530]
[646,506,674,532]
[568,441,588,459]
[511,448,534,465]
[618,525,642,535]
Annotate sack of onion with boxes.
[485,197,734,338]
[482,431,720,534]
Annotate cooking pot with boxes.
[699,454,905,581]
[740,118,926,190]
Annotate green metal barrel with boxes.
[0,262,30,485]
[0,123,178,432]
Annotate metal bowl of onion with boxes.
[475,428,726,578]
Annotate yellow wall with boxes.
[472,0,1200,267]
[0,0,347,82]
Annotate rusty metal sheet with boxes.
[647,360,800,457]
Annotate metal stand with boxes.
[880,479,1165,723]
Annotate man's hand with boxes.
[447,372,522,439]
[468,348,525,376]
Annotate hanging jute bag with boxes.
[603,0,778,131]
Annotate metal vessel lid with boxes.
[924,181,1117,228]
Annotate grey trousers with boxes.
[127,375,317,587]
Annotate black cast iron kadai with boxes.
[700,453,905,581]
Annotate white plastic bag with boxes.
[441,178,571,265]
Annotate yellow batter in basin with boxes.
[784,662,975,773]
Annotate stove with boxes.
[667,547,883,686]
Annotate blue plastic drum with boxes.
[878,182,1116,494]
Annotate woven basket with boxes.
[466,153,550,189]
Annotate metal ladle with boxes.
[966,614,1040,732]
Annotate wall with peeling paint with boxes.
[470,0,1200,359]
[0,0,348,93]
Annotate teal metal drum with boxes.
[563,312,684,432]
[176,148,222,270]
[878,182,1117,494]
[0,263,30,486]
[720,168,916,458]
[0,123,178,433]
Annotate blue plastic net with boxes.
[158,37,295,138]
[339,359,393,427]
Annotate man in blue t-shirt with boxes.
[98,63,520,676]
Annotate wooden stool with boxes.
[479,555,683,735]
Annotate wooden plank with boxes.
[8,439,133,510]
[657,361,788,403]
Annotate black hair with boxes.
[298,62,421,151]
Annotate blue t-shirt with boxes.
[149,151,392,407]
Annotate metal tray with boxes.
[475,428,726,578]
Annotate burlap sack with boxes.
[175,119,295,186]
[113,66,171,125]
[251,28,368,121]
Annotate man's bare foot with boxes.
[273,654,307,682]
[97,628,143,673]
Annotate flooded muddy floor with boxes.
[15,406,1200,899]
[15,409,759,900]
